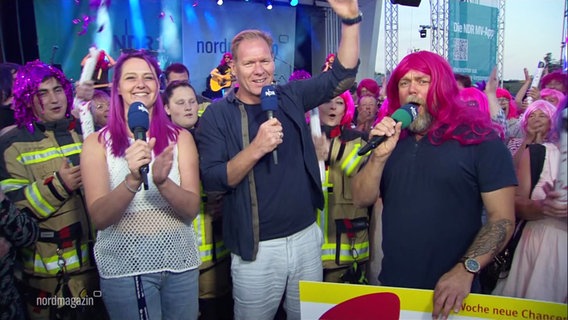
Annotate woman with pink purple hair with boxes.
[312,90,371,284]
[507,99,558,168]
[540,88,565,108]
[81,50,201,319]
[493,98,567,303]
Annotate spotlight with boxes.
[290,0,298,6]
[418,25,430,38]
[217,0,223,5]
[266,0,272,9]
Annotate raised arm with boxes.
[329,0,360,70]
[514,68,532,107]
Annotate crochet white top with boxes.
[94,138,200,279]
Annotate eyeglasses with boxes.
[95,103,109,110]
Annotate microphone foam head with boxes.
[261,85,278,112]
[392,103,419,129]
[127,102,150,132]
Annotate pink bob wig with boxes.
[459,87,490,118]
[100,50,179,157]
[386,51,501,144]
[540,88,565,108]
[356,78,380,99]
[220,52,233,66]
[519,99,558,141]
[496,88,518,119]
[325,53,335,63]
[12,60,74,132]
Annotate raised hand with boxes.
[327,0,360,19]
[75,80,95,101]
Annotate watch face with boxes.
[465,258,480,273]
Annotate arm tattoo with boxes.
[466,219,514,259]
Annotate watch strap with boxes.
[341,12,363,26]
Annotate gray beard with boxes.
[408,111,433,134]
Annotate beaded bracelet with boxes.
[124,174,142,193]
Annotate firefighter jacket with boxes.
[318,127,370,269]
[193,190,230,270]
[0,119,95,278]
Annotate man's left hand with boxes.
[432,264,474,320]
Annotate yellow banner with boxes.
[300,281,567,320]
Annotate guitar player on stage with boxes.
[205,52,234,99]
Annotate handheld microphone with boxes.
[127,102,150,190]
[261,85,279,165]
[357,103,419,156]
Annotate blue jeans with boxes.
[100,269,199,320]
[231,222,323,320]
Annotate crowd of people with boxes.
[0,0,567,318]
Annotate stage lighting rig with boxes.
[419,25,431,38]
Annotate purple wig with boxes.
[386,51,500,145]
[289,69,311,82]
[100,50,179,157]
[12,60,73,132]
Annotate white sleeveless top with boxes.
[94,137,200,278]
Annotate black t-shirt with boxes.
[244,103,315,241]
[378,133,517,290]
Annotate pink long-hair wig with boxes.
[12,60,74,132]
[386,51,500,144]
[338,90,355,127]
[459,87,490,118]
[496,88,518,119]
[100,51,179,157]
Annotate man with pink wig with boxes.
[0,60,106,319]
[352,51,517,319]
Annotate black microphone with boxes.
[127,102,150,190]
[357,103,419,156]
[261,85,279,165]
